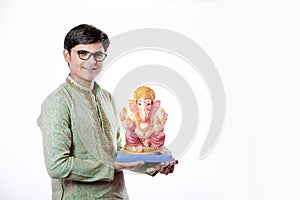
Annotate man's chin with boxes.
[76,74,97,83]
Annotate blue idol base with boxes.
[116,149,172,163]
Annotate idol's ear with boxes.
[128,100,138,113]
[150,100,161,116]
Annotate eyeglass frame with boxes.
[71,49,107,62]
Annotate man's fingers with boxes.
[114,161,145,170]
[161,164,175,175]
[157,160,177,169]
[156,159,178,175]
[155,162,166,171]
[168,165,175,174]
[171,159,178,165]
[129,160,145,168]
[123,161,145,169]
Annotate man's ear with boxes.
[63,49,71,63]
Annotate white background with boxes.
[0,0,299,199]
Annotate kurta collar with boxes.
[66,75,101,95]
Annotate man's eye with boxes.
[78,50,88,55]
[94,52,103,56]
[94,52,104,58]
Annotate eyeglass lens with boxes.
[77,50,106,61]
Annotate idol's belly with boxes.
[135,126,154,139]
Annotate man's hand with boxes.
[114,161,145,171]
[155,159,178,175]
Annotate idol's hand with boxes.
[114,161,145,171]
[155,159,178,175]
[119,107,127,121]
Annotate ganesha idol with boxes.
[116,86,172,163]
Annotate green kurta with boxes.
[38,76,128,199]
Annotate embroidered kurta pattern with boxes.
[38,76,128,199]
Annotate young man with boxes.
[38,24,177,199]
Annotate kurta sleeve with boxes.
[37,94,114,182]
[110,94,123,151]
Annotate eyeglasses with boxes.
[71,49,107,62]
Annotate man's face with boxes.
[63,41,105,86]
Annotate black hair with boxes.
[64,24,110,52]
